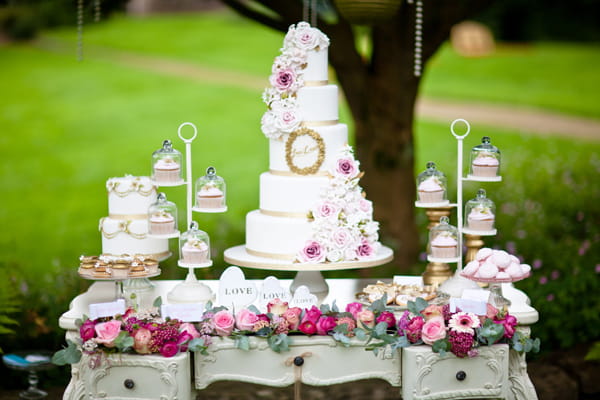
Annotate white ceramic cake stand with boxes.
[224,245,394,302]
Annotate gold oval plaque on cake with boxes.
[285,127,325,175]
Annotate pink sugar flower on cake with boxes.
[313,201,339,219]
[333,157,359,179]
[270,67,299,93]
[298,240,326,263]
[356,238,376,259]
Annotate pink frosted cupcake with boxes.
[417,177,444,203]
[181,239,209,264]
[467,207,495,231]
[153,157,181,183]
[430,234,458,258]
[149,211,175,235]
[472,155,499,177]
[196,184,225,208]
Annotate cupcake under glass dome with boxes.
[415,162,449,207]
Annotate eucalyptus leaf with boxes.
[115,331,134,352]
[374,321,388,337]
[52,340,82,365]
[333,332,351,346]
[319,303,331,314]
[188,338,208,352]
[235,335,250,351]
[247,305,261,314]
[354,328,368,341]
[153,296,163,308]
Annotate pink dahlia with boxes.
[448,330,475,358]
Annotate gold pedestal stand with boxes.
[422,207,453,286]
[464,234,484,263]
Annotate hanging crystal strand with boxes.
[94,0,101,23]
[414,0,423,77]
[77,0,84,61]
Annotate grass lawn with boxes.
[0,10,598,353]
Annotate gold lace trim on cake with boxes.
[108,213,148,220]
[260,209,310,219]
[107,179,155,197]
[99,218,147,239]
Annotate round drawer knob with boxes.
[124,379,135,389]
[293,356,304,366]
[456,371,467,381]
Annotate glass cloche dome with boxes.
[428,216,459,259]
[469,136,501,178]
[416,162,448,205]
[148,193,178,236]
[465,189,496,232]
[152,139,183,184]
[179,221,211,266]
[194,166,227,212]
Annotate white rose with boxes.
[261,110,281,139]
[326,249,343,263]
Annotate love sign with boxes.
[289,285,318,309]
[258,276,292,309]
[218,266,258,309]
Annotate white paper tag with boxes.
[289,286,318,309]
[393,275,424,286]
[89,299,126,320]
[462,289,491,303]
[161,303,204,322]
[258,276,292,310]
[450,298,488,315]
[218,266,258,309]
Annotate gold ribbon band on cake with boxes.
[246,248,296,261]
[301,120,338,127]
[260,209,310,219]
[269,169,329,177]
[108,213,148,220]
[303,80,328,86]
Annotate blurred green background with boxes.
[0,0,599,395]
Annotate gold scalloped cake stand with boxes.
[224,245,394,301]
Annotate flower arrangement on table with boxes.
[53,296,539,366]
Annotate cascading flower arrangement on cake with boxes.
[298,146,380,263]
[261,22,330,140]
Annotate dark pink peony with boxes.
[316,316,337,335]
[79,320,96,342]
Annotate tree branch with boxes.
[220,0,288,32]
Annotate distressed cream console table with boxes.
[58,279,539,400]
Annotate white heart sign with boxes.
[218,266,258,309]
[258,276,292,310]
[290,285,318,309]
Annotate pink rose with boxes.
[301,306,322,324]
[421,316,447,345]
[267,299,289,316]
[405,316,424,343]
[298,240,326,263]
[495,314,518,339]
[133,327,152,354]
[336,316,356,336]
[316,316,337,335]
[293,24,319,49]
[276,109,301,133]
[335,158,358,178]
[179,323,200,339]
[299,320,317,335]
[282,307,302,330]
[270,68,296,93]
[486,304,499,320]
[356,239,375,259]
[94,320,122,347]
[213,310,235,336]
[357,309,375,329]
[345,302,363,319]
[236,309,259,331]
[79,320,96,342]
[376,311,396,330]
[314,201,339,219]
[160,341,179,358]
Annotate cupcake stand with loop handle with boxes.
[148,122,226,304]
[416,119,504,295]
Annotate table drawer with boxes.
[402,344,509,400]
[80,352,191,400]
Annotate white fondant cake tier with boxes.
[259,172,329,214]
[100,217,169,257]
[269,123,348,173]
[303,48,328,82]
[107,176,156,216]
[245,210,311,259]
[297,85,339,122]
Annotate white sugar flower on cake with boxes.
[261,22,330,140]
[296,145,381,264]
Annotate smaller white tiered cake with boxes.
[99,176,169,259]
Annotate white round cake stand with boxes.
[224,245,394,302]
[167,261,215,304]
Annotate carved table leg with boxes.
[507,327,538,400]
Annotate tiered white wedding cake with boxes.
[99,176,169,259]
[227,22,391,268]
